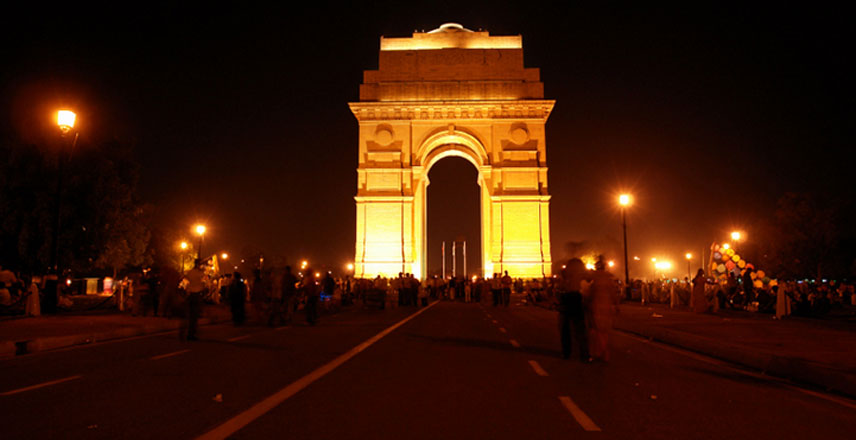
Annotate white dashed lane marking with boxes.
[150,349,191,361]
[528,360,549,376]
[197,301,440,440]
[0,375,82,396]
[559,396,601,431]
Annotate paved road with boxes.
[1,301,854,439]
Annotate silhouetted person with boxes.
[322,272,336,298]
[726,272,738,308]
[742,268,755,306]
[42,274,59,314]
[182,259,208,341]
[692,269,710,313]
[557,258,590,361]
[281,266,298,324]
[147,269,160,317]
[249,270,266,324]
[491,274,501,306]
[501,271,512,306]
[587,257,619,362]
[302,270,320,325]
[229,271,246,326]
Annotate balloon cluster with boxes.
[710,243,774,288]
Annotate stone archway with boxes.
[351,24,553,279]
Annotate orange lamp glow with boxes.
[618,194,632,207]
[180,241,188,250]
[655,261,672,271]
[57,110,76,132]
[195,224,206,236]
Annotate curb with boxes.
[0,315,230,358]
[614,320,856,399]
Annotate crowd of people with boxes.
[350,270,522,308]
[5,255,854,361]
[629,272,856,319]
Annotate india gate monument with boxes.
[351,23,554,279]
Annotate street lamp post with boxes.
[180,241,189,274]
[44,110,78,314]
[619,194,632,300]
[194,224,206,261]
[685,253,693,279]
[49,110,78,275]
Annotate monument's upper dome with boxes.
[427,23,473,34]
[380,24,521,51]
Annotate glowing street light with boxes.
[346,262,354,272]
[607,260,615,268]
[618,193,633,300]
[722,243,730,250]
[654,261,672,271]
[194,224,206,260]
[221,252,228,260]
[178,241,189,274]
[57,110,76,133]
[301,260,308,270]
[731,231,742,241]
[685,253,693,279]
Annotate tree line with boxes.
[0,136,152,277]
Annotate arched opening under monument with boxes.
[426,155,481,278]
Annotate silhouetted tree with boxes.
[0,138,151,275]
[766,192,840,279]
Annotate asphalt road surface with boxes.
[2,301,854,439]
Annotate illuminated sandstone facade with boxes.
[351,23,553,279]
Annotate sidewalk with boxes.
[615,302,856,398]
[0,306,230,358]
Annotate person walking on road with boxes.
[692,269,710,313]
[249,270,267,324]
[281,266,298,324]
[25,275,41,317]
[302,270,320,325]
[229,271,247,326]
[587,257,619,362]
[181,259,208,341]
[501,271,512,306]
[491,274,501,306]
[557,259,590,361]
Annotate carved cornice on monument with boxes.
[348,100,555,121]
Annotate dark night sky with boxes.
[2,2,853,276]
